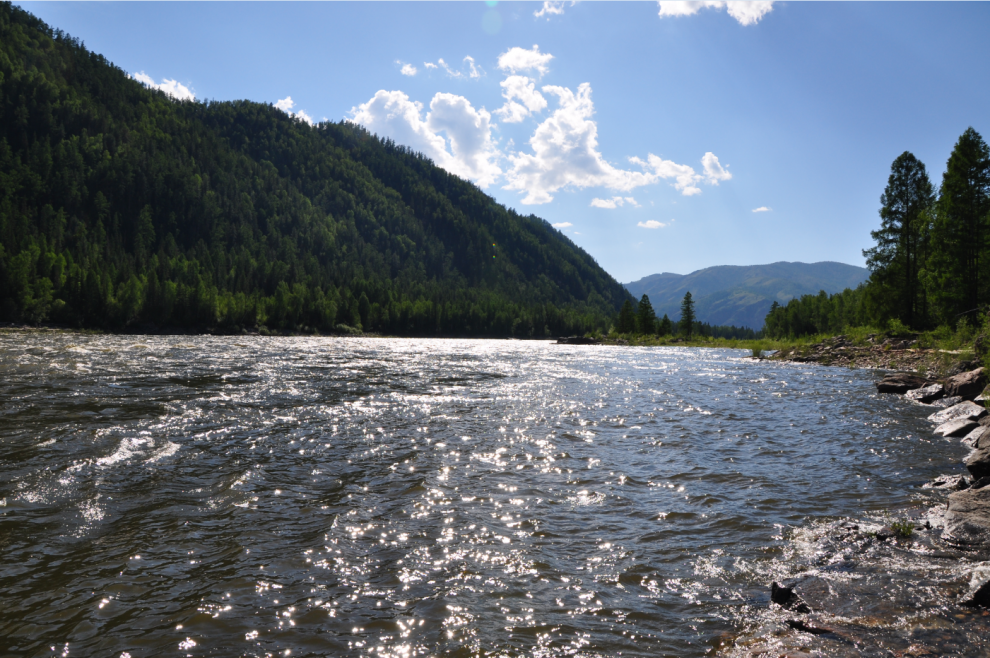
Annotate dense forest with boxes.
[764,127,989,339]
[0,3,632,336]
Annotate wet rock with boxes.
[945,368,987,400]
[963,426,989,448]
[964,446,990,479]
[929,395,964,409]
[935,417,980,437]
[924,474,971,490]
[785,619,833,635]
[928,401,987,425]
[944,486,990,546]
[906,383,944,403]
[771,582,811,613]
[556,336,601,345]
[963,578,990,609]
[972,476,990,490]
[876,372,928,394]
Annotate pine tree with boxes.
[636,294,657,335]
[658,313,672,336]
[617,299,636,334]
[925,127,990,323]
[863,151,934,328]
[680,291,695,337]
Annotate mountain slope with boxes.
[624,261,869,329]
[0,3,628,335]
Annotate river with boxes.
[1,335,986,657]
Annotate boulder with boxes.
[962,426,988,448]
[965,446,990,479]
[927,401,987,425]
[934,417,979,437]
[944,485,990,546]
[923,474,971,490]
[929,395,963,408]
[945,367,987,400]
[905,383,944,403]
[876,372,928,394]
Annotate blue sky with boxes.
[18,1,990,283]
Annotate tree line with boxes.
[613,291,759,340]
[765,127,989,338]
[0,3,629,336]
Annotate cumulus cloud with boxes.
[398,61,418,76]
[752,206,771,212]
[638,220,668,229]
[130,71,194,101]
[701,152,732,184]
[657,1,774,25]
[349,90,501,188]
[424,62,438,70]
[629,154,703,196]
[494,75,548,123]
[497,45,554,76]
[590,196,641,209]
[534,1,567,18]
[275,96,314,125]
[552,221,573,228]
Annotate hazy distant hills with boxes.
[623,261,870,330]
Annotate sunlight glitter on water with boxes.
[0,335,983,657]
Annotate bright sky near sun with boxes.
[18,1,990,283]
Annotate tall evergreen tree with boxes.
[679,291,695,337]
[658,313,672,336]
[636,294,657,334]
[617,299,636,334]
[862,151,934,328]
[924,127,990,324]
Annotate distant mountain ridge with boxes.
[623,261,870,330]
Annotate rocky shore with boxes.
[724,346,990,657]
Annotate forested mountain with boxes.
[623,261,869,330]
[0,3,629,335]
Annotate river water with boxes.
[1,335,987,657]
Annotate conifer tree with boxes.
[679,291,695,337]
[617,299,636,334]
[863,151,934,328]
[658,313,672,336]
[636,294,657,335]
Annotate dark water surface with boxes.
[0,336,984,657]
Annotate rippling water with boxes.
[0,335,984,657]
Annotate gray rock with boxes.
[923,474,971,490]
[770,582,811,613]
[945,367,987,400]
[964,578,990,608]
[929,395,964,408]
[876,372,928,394]
[944,486,990,546]
[556,336,601,345]
[905,383,944,403]
[928,400,987,425]
[965,446,990,479]
[935,417,979,437]
[979,428,990,450]
[962,426,989,448]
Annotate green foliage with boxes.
[679,291,695,337]
[616,299,636,334]
[0,3,628,335]
[658,313,672,336]
[636,294,657,335]
[891,520,914,538]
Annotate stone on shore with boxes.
[556,336,601,345]
[905,383,944,403]
[945,367,987,400]
[964,578,990,609]
[944,485,990,546]
[934,417,979,437]
[929,395,963,408]
[965,446,990,479]
[928,401,987,425]
[962,426,989,448]
[876,372,928,394]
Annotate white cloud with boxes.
[752,206,771,212]
[624,196,641,207]
[464,56,483,79]
[433,56,484,79]
[275,96,314,125]
[130,71,194,101]
[657,1,774,25]
[494,75,548,123]
[424,62,438,70]
[552,221,573,228]
[349,90,501,188]
[504,83,661,204]
[535,1,567,18]
[590,196,640,209]
[497,45,554,76]
[701,152,732,184]
[638,220,668,229]
[629,154,703,196]
[398,61,418,76]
